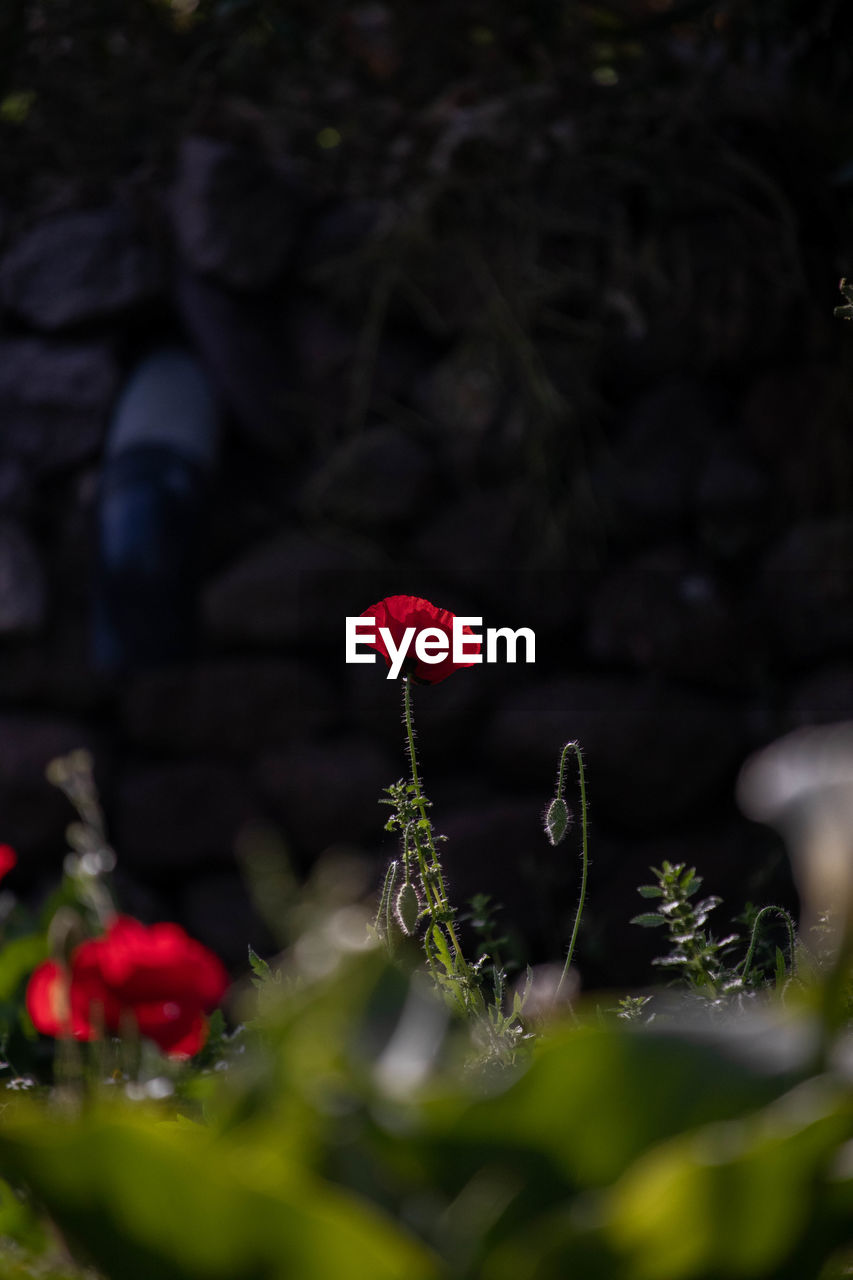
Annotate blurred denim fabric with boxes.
[94,348,221,671]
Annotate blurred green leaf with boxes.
[0,1102,442,1280]
[604,1079,853,1278]
[247,945,271,981]
[0,934,46,1002]
[0,1173,48,1254]
[416,1020,804,1196]
[0,90,35,124]
[481,1079,853,1280]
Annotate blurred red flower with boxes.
[0,845,16,882]
[26,916,228,1059]
[360,595,481,684]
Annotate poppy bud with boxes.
[544,797,571,846]
[394,882,420,935]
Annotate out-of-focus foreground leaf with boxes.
[481,1077,853,1279]
[0,1102,442,1280]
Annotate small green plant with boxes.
[461,893,511,982]
[615,994,653,1022]
[373,704,595,1066]
[373,680,525,1065]
[835,276,853,321]
[13,586,853,1278]
[632,862,799,1002]
[2,673,853,1278]
[375,756,483,1022]
[632,861,741,997]
[547,740,589,1001]
[363,595,595,1063]
[738,903,798,989]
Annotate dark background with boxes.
[1,0,853,988]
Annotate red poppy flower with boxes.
[359,595,481,684]
[0,845,17,882]
[26,916,228,1059]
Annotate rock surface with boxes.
[121,660,337,755]
[759,520,853,665]
[0,715,102,864]
[302,427,434,530]
[115,762,258,873]
[586,546,751,687]
[0,207,160,329]
[0,521,47,636]
[202,531,386,646]
[591,378,726,542]
[172,136,298,290]
[439,797,576,958]
[0,150,837,984]
[255,736,397,858]
[182,871,274,968]
[487,676,747,831]
[0,338,118,471]
[783,664,853,729]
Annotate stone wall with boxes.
[1,118,851,987]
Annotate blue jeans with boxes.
[93,444,208,670]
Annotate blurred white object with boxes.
[738,723,853,952]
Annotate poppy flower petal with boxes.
[26,961,65,1036]
[94,919,228,1011]
[31,916,227,1058]
[129,998,204,1055]
[0,845,17,883]
[158,1011,208,1059]
[360,594,481,684]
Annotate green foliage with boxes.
[835,278,853,321]
[614,994,652,1023]
[632,861,741,997]
[630,865,802,1017]
[0,1090,439,1280]
[247,944,273,988]
[2,701,852,1278]
[1,941,852,1279]
[0,733,850,1279]
[462,894,512,979]
[377,709,591,1070]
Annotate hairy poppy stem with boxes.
[741,905,797,982]
[556,741,589,1001]
[402,677,469,974]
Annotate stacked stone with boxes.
[0,134,847,984]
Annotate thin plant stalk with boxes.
[401,677,471,978]
[399,680,466,962]
[556,740,589,1000]
[741,905,797,982]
